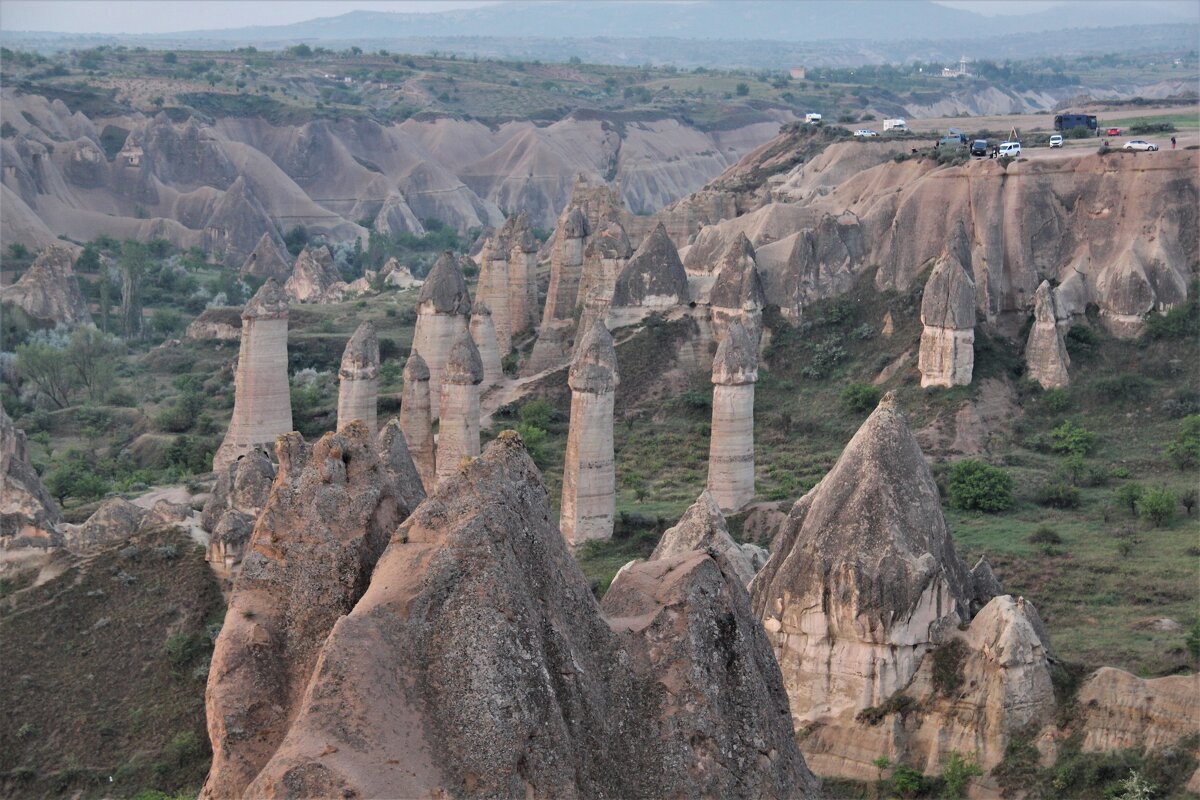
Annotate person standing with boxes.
[1171,136,1177,149]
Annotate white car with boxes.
[1049,134,1064,148]
[853,129,879,137]
[998,141,1022,157]
[1123,140,1158,151]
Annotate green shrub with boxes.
[941,751,984,799]
[45,461,110,503]
[164,631,205,668]
[892,765,926,798]
[1142,294,1199,341]
[1113,483,1145,515]
[946,460,1014,512]
[1028,526,1062,545]
[518,398,555,429]
[841,383,882,414]
[1166,415,1200,470]
[1137,487,1177,527]
[1041,388,1070,414]
[1049,420,1097,457]
[1186,621,1200,661]
[856,693,914,725]
[1035,479,1080,509]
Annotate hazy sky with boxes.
[0,0,1156,34]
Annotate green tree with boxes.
[64,327,120,403]
[1166,415,1200,470]
[44,461,109,503]
[118,240,147,339]
[946,460,1014,512]
[735,82,750,96]
[1137,487,1177,527]
[162,51,177,64]
[1049,420,1097,457]
[841,383,882,414]
[1113,483,1145,515]
[940,751,983,799]
[15,340,76,409]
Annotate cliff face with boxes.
[0,406,63,548]
[203,432,819,799]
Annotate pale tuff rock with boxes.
[399,351,435,493]
[374,419,428,511]
[213,278,293,473]
[1076,667,1200,753]
[561,321,618,549]
[62,498,147,553]
[527,206,589,373]
[468,300,504,390]
[648,490,766,587]
[918,225,977,388]
[969,554,1005,615]
[708,233,766,344]
[202,450,276,570]
[373,188,425,237]
[506,211,540,337]
[201,422,422,800]
[609,223,689,327]
[412,250,471,420]
[0,245,92,327]
[1025,280,1071,389]
[336,322,380,434]
[476,220,515,353]
[239,231,291,280]
[752,392,972,730]
[0,406,63,548]
[379,257,421,289]
[708,321,758,513]
[578,218,633,332]
[881,311,895,338]
[434,332,484,487]
[210,434,818,799]
[185,307,241,341]
[283,244,341,303]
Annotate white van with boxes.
[805,112,823,124]
[998,141,1022,157]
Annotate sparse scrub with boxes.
[1137,487,1177,528]
[1035,478,1081,509]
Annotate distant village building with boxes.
[942,56,971,78]
[789,67,806,80]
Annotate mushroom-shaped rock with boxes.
[751,391,973,730]
[413,251,471,419]
[418,251,472,316]
[398,351,435,492]
[649,490,763,586]
[611,222,689,313]
[434,332,484,487]
[337,322,381,433]
[0,245,93,327]
[707,321,758,512]
[561,321,619,549]
[1025,280,1071,389]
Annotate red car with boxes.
[1106,127,1122,136]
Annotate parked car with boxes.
[1049,134,1064,148]
[853,129,879,137]
[970,139,989,156]
[1106,127,1122,137]
[998,141,1022,157]
[1123,139,1158,151]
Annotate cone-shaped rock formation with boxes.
[1025,280,1071,389]
[0,245,92,327]
[413,251,471,419]
[337,322,380,433]
[469,300,504,390]
[283,244,341,304]
[609,222,689,327]
[649,490,767,586]
[0,406,63,548]
[918,225,976,388]
[240,231,291,280]
[709,233,766,344]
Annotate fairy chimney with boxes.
[707,321,758,513]
[337,322,380,434]
[434,332,483,487]
[469,300,504,390]
[507,211,540,337]
[1025,280,1071,389]
[240,232,291,281]
[213,278,293,473]
[609,223,689,328]
[399,351,435,492]
[477,220,514,353]
[918,225,976,388]
[527,206,589,374]
[561,320,619,550]
[412,251,471,419]
[709,233,766,345]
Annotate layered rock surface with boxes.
[434,332,484,487]
[398,351,435,492]
[708,320,759,513]
[202,450,275,570]
[205,432,818,799]
[1025,279,1071,389]
[649,490,766,587]
[336,321,380,433]
[0,245,92,327]
[918,225,977,388]
[240,231,291,280]
[0,406,63,548]
[609,222,689,327]
[283,244,342,303]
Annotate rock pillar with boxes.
[435,332,484,487]
[476,225,513,353]
[214,278,293,473]
[707,321,757,513]
[399,351,435,493]
[918,225,976,388]
[337,321,380,433]
[508,212,540,338]
[469,300,504,390]
[1025,280,1071,389]
[528,206,588,373]
[708,233,766,346]
[561,320,619,550]
[411,251,471,419]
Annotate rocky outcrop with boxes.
[434,332,483,487]
[561,320,618,550]
[507,211,540,338]
[213,278,293,473]
[205,432,818,799]
[412,251,471,420]
[708,321,758,513]
[609,223,689,327]
[240,232,291,280]
[373,188,425,237]
[201,422,424,800]
[185,307,241,341]
[398,352,435,493]
[283,245,341,304]
[527,206,589,374]
[708,234,766,336]
[1075,667,1200,753]
[0,406,62,548]
[0,245,92,328]
[62,498,147,553]
[649,490,766,587]
[468,300,504,390]
[202,450,276,570]
[336,322,380,434]
[1025,280,1071,389]
[918,225,976,388]
[380,257,421,289]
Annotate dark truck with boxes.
[1055,113,1098,133]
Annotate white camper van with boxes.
[805,112,823,124]
[883,118,908,132]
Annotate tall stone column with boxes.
[435,332,484,487]
[411,251,471,419]
[469,300,504,390]
[214,278,293,473]
[528,206,588,374]
[1025,280,1071,389]
[477,225,512,353]
[918,226,977,388]
[337,321,380,434]
[561,320,619,550]
[508,212,540,338]
[399,351,435,493]
[707,321,757,514]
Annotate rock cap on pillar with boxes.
[339,321,380,381]
[712,320,758,385]
[709,233,765,312]
[243,276,289,319]
[404,350,430,382]
[920,227,976,331]
[569,320,619,394]
[612,222,689,309]
[443,331,484,386]
[418,251,472,315]
[584,219,633,260]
